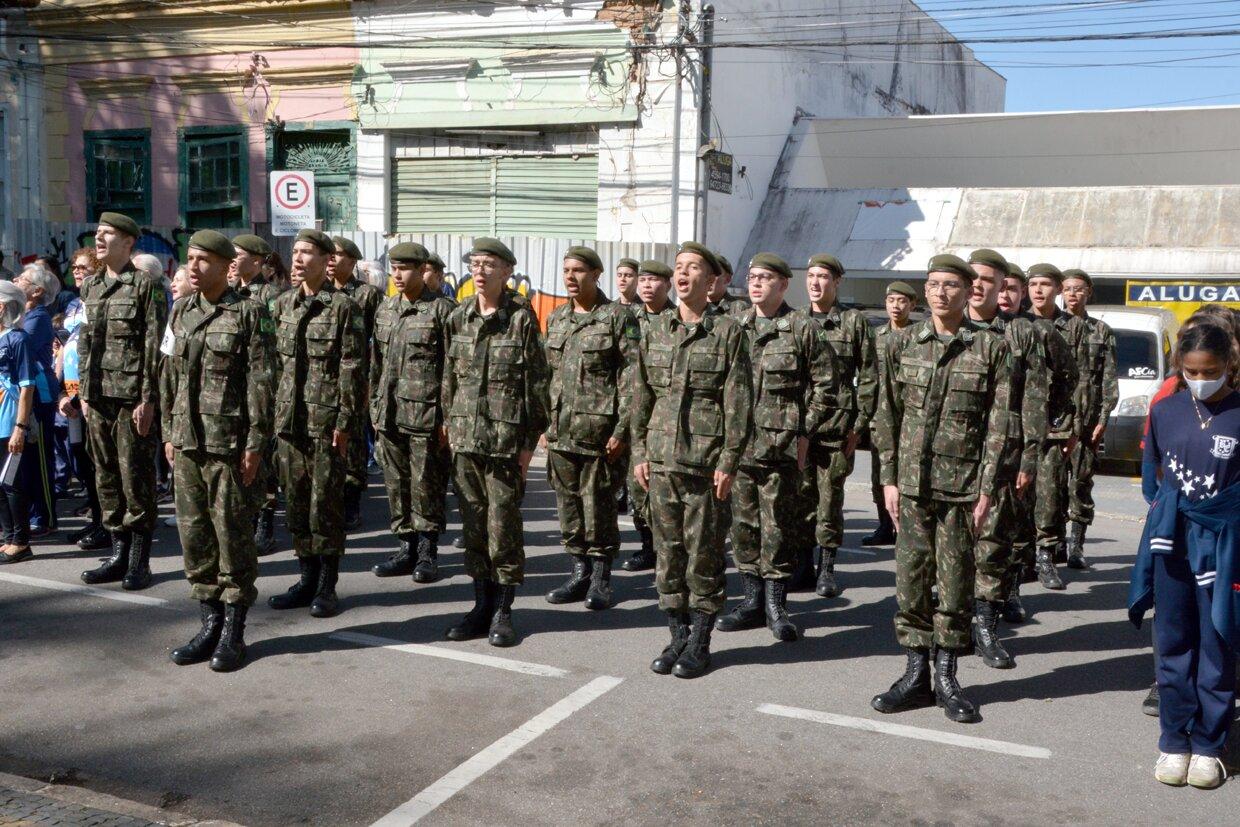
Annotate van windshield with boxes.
[1115,330,1160,380]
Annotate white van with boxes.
[1088,306,1180,471]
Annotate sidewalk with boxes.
[0,772,244,827]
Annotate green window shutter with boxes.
[391,158,494,235]
[495,155,598,238]
[84,130,151,224]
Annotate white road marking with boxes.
[838,548,878,556]
[756,703,1052,760]
[330,631,569,678]
[0,572,171,607]
[371,675,624,826]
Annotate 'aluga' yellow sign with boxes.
[1125,280,1240,323]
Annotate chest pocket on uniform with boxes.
[487,340,523,385]
[645,345,673,388]
[449,338,474,377]
[687,349,725,392]
[545,328,566,371]
[945,369,986,416]
[100,300,142,372]
[304,322,336,360]
[579,333,612,373]
[897,360,931,408]
[761,344,800,392]
[204,330,239,372]
[200,329,241,415]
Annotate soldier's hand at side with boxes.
[518,449,533,481]
[241,450,260,487]
[1063,434,1078,456]
[1091,423,1105,448]
[132,401,154,437]
[538,433,548,451]
[883,485,900,528]
[713,470,735,501]
[634,462,650,491]
[164,442,175,467]
[605,437,626,463]
[972,494,992,534]
[332,429,349,459]
[843,430,860,459]
[796,436,809,471]
[437,425,449,450]
[1015,470,1033,496]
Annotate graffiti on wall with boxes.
[16,224,213,281]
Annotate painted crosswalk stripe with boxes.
[756,703,1052,759]
[330,631,569,678]
[0,571,171,607]
[371,675,624,826]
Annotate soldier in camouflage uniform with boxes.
[1025,263,1087,591]
[615,257,640,307]
[162,231,274,673]
[543,247,640,612]
[620,260,676,573]
[965,249,1049,669]
[230,233,286,555]
[424,253,455,303]
[871,254,1011,724]
[369,242,455,584]
[78,212,167,592]
[442,238,550,648]
[714,253,839,643]
[329,236,384,529]
[863,281,917,547]
[632,241,752,679]
[267,229,366,619]
[794,254,878,598]
[708,254,751,317]
[1061,268,1119,570]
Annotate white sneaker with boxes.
[1187,755,1227,789]
[1155,752,1190,786]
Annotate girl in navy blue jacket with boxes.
[1138,322,1240,789]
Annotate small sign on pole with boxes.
[706,151,733,195]
[270,171,316,236]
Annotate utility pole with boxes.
[696,4,714,244]
[669,0,689,246]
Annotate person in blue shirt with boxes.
[0,282,48,564]
[1139,321,1240,790]
[14,264,62,535]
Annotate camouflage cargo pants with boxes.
[730,463,799,581]
[974,481,1015,603]
[277,436,346,557]
[175,449,259,607]
[648,469,726,614]
[343,417,372,497]
[870,445,884,511]
[627,456,650,530]
[84,398,157,534]
[378,431,449,535]
[453,452,526,585]
[1034,439,1071,550]
[1010,486,1036,575]
[1067,438,1100,525]
[800,441,853,550]
[895,494,975,651]
[547,449,621,560]
[244,437,278,514]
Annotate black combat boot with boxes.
[546,555,592,604]
[934,647,980,723]
[1001,570,1028,624]
[672,610,716,679]
[651,612,690,674]
[973,600,1014,669]
[765,579,799,642]
[344,489,362,530]
[268,556,322,610]
[254,508,277,557]
[446,579,495,641]
[621,520,656,572]
[488,584,517,647]
[121,531,153,591]
[1066,521,1089,570]
[861,508,896,546]
[81,531,130,585]
[413,532,441,583]
[815,546,840,598]
[788,547,816,592]
[1053,539,1067,565]
[872,648,935,713]
[1142,682,1160,717]
[584,558,612,611]
[373,536,415,577]
[209,603,248,672]
[1035,547,1065,590]
[617,484,629,515]
[170,599,225,665]
[310,555,341,618]
[76,524,111,552]
[715,572,764,632]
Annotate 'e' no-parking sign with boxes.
[270,171,316,236]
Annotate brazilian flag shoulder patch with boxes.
[623,318,640,341]
[259,317,276,335]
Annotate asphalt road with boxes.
[2,452,1236,826]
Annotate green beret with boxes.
[1005,262,1026,283]
[968,248,1008,273]
[676,241,720,275]
[616,257,639,272]
[564,245,603,272]
[428,253,445,272]
[638,259,671,279]
[294,228,335,256]
[927,253,975,283]
[749,252,792,281]
[332,236,362,261]
[388,241,429,264]
[98,211,139,239]
[1061,267,1092,288]
[188,229,236,262]
[471,237,516,266]
[1026,262,1063,284]
[886,281,917,300]
[807,254,845,277]
[716,254,734,276]
[232,234,271,257]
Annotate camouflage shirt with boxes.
[710,293,752,318]
[544,293,641,457]
[270,284,366,441]
[874,319,1012,502]
[333,276,384,378]
[442,290,550,458]
[737,303,840,467]
[794,303,878,442]
[631,309,753,476]
[370,289,456,436]
[1028,309,1086,440]
[159,289,274,457]
[970,311,1049,480]
[234,275,286,315]
[78,263,168,405]
[1080,314,1120,429]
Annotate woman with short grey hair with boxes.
[0,280,45,563]
[13,265,62,536]
[17,264,60,308]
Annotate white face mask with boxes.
[1184,373,1228,401]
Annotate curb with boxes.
[0,770,247,827]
